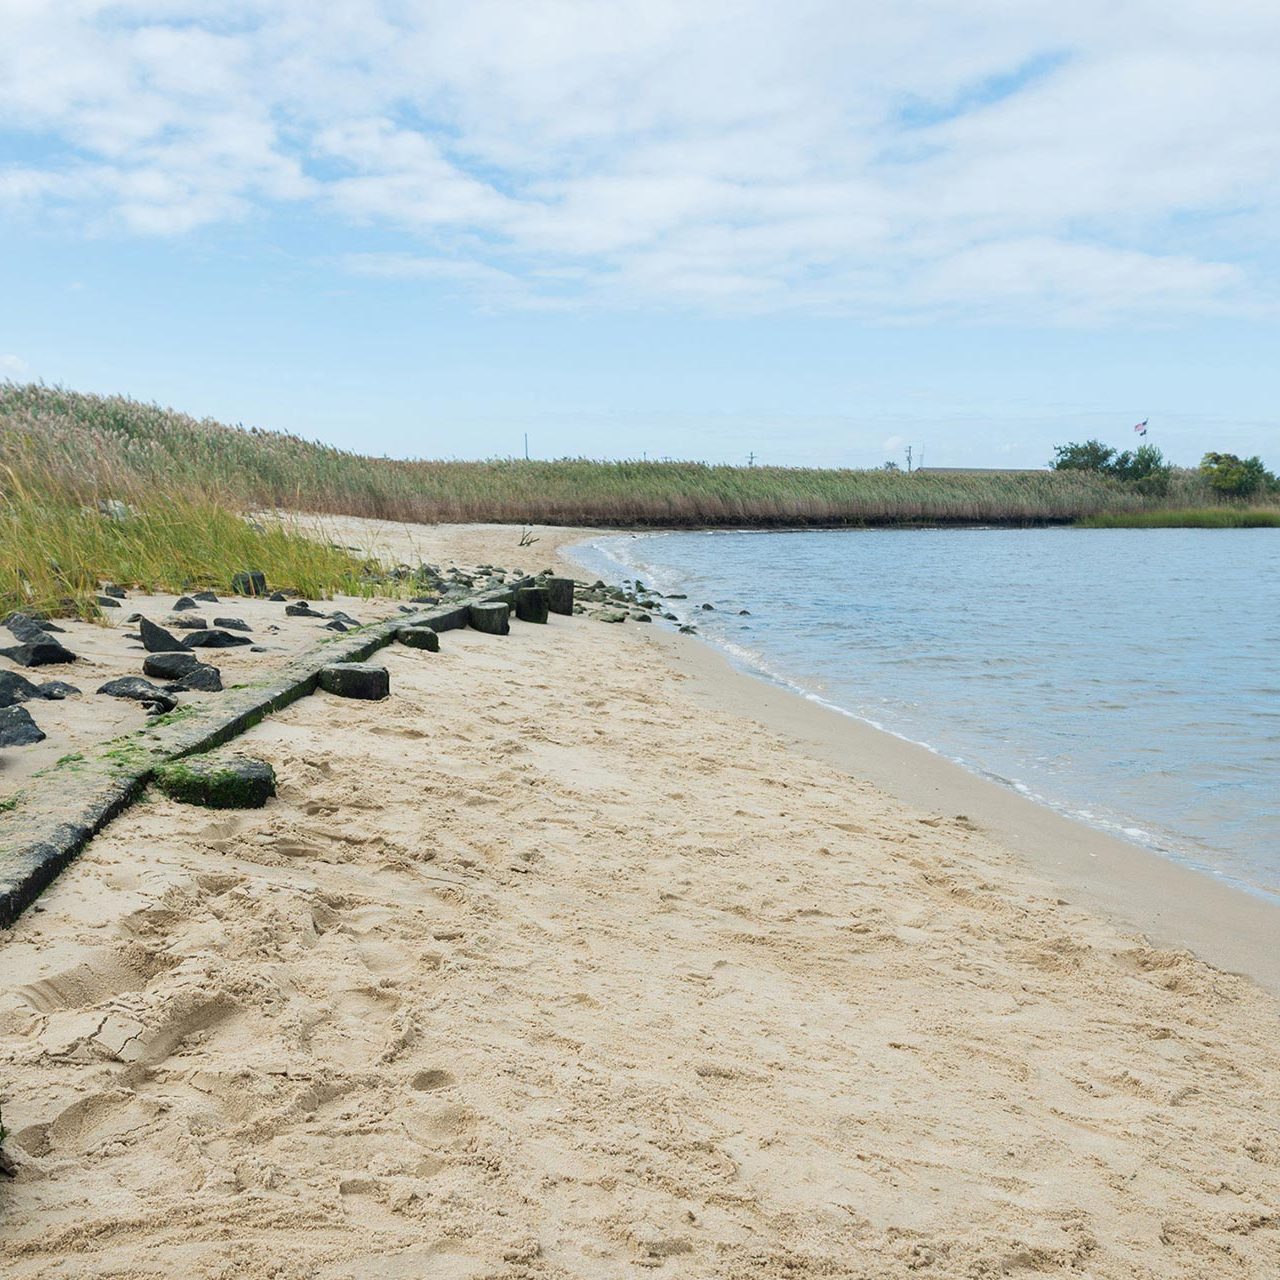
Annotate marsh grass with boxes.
[2,382,1276,620]
[1080,507,1280,528]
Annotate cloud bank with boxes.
[2,0,1276,321]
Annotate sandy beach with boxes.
[2,521,1279,1278]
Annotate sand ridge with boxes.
[2,595,1279,1277]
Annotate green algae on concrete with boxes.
[153,755,276,809]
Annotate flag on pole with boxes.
[1133,419,1148,436]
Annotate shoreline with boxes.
[563,531,1280,995]
[646,626,1280,995]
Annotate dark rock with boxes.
[330,612,359,625]
[318,662,389,700]
[178,663,223,692]
[168,615,209,630]
[663,612,678,621]
[514,586,550,624]
[678,624,697,634]
[468,602,510,635]
[154,754,275,809]
[544,577,575,616]
[409,596,437,604]
[633,613,652,623]
[5,613,53,644]
[183,629,252,649]
[0,640,78,667]
[738,609,751,616]
[397,626,440,652]
[230,571,267,597]
[0,670,42,708]
[212,617,251,632]
[193,590,219,603]
[285,602,326,618]
[96,677,177,713]
[249,645,267,653]
[667,593,687,600]
[96,595,121,608]
[268,591,288,602]
[172,596,199,611]
[0,704,45,746]
[397,605,415,614]
[125,613,144,623]
[143,651,201,680]
[701,603,715,611]
[102,584,127,599]
[37,681,80,700]
[139,617,185,653]
[323,620,349,632]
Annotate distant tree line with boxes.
[1050,440,1279,499]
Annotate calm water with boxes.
[571,528,1280,898]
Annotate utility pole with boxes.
[523,432,529,461]
[747,451,756,467]
[905,445,913,473]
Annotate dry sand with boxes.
[2,520,1280,1278]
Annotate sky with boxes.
[1,0,1278,469]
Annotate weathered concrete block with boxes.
[154,755,276,808]
[514,586,550,624]
[468,602,510,635]
[397,626,440,652]
[319,662,390,699]
[545,576,575,615]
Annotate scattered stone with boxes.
[143,651,202,680]
[96,595,121,608]
[5,613,53,644]
[139,617,185,653]
[632,613,652,623]
[0,639,78,667]
[249,645,267,653]
[514,586,550,624]
[0,704,45,746]
[154,754,275,808]
[599,610,627,624]
[96,677,177,714]
[668,593,687,600]
[230,571,267,597]
[318,662,389,700]
[678,624,697,634]
[38,681,80,699]
[397,605,415,614]
[167,615,209,630]
[183,629,252,649]
[125,613,144,623]
[701,603,715,611]
[212,616,251,632]
[468,602,510,635]
[738,609,751,616]
[192,590,220,603]
[172,596,199,611]
[323,620,349,632]
[102,584,127,599]
[0,670,43,708]
[285,602,326,618]
[178,663,223,692]
[409,596,437,604]
[397,626,440,652]
[267,591,288,602]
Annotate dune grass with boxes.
[1,381,1240,527]
[0,409,384,620]
[2,381,1276,618]
[1080,507,1280,529]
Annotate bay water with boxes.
[570,528,1280,898]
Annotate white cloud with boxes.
[0,353,29,377]
[0,1,1276,319]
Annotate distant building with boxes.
[916,466,1049,475]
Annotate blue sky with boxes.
[2,1,1277,469]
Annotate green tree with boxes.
[1200,452,1277,498]
[1111,444,1172,496]
[1050,440,1117,472]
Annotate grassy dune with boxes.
[0,382,1239,527]
[2,382,1275,616]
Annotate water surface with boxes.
[571,528,1280,897]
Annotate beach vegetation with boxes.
[1199,452,1278,499]
[1080,507,1280,528]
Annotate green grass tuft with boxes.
[1079,507,1280,528]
